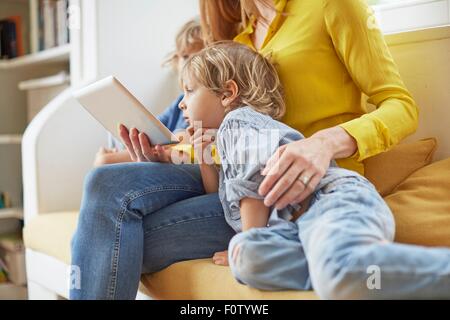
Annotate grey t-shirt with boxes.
[216,106,362,233]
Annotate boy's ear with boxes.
[221,80,239,107]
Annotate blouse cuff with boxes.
[339,115,388,162]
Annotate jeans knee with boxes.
[310,250,376,300]
[80,165,125,222]
[228,232,270,289]
[84,166,113,194]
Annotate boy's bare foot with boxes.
[212,250,229,266]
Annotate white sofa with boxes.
[22,25,450,299]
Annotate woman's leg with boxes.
[227,222,312,291]
[70,162,216,299]
[298,175,450,299]
[141,193,236,274]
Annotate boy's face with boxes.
[179,75,226,130]
[176,43,204,73]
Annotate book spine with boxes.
[0,22,5,59]
[0,21,18,59]
[38,0,45,51]
[7,17,24,57]
[8,21,17,58]
[56,0,69,46]
[30,0,40,53]
[43,0,56,50]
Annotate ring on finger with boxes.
[298,175,311,187]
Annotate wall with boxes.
[96,0,199,115]
[386,26,450,161]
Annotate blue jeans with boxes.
[70,163,235,299]
[228,174,450,299]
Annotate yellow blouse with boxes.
[234,0,419,175]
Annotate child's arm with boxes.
[94,148,132,167]
[199,164,219,193]
[240,198,270,231]
[213,198,269,266]
[192,127,220,193]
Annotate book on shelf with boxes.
[0,257,8,283]
[0,192,12,209]
[31,0,70,53]
[0,16,24,60]
[0,233,26,286]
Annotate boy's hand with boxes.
[191,126,218,165]
[174,130,191,144]
[118,124,171,163]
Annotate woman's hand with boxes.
[118,124,171,163]
[258,127,357,210]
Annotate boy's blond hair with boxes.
[164,20,204,70]
[182,41,285,120]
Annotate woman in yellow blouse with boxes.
[200,0,418,210]
[71,0,440,300]
[190,0,450,299]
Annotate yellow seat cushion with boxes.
[364,138,437,196]
[142,259,318,300]
[22,211,318,299]
[23,156,448,299]
[386,157,450,247]
[23,211,79,264]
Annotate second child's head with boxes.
[165,19,205,73]
[178,41,285,129]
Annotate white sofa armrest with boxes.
[22,87,108,224]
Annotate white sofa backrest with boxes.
[22,88,108,221]
[23,0,201,221]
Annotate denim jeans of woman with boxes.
[70,162,235,299]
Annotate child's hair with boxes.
[181,41,285,120]
[164,19,204,70]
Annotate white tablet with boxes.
[74,76,179,146]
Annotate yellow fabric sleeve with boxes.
[323,0,419,162]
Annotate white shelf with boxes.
[0,135,22,145]
[0,44,70,71]
[0,208,23,220]
[18,71,70,91]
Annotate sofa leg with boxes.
[27,281,63,300]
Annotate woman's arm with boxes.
[311,126,357,160]
[324,0,419,161]
[258,0,419,209]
